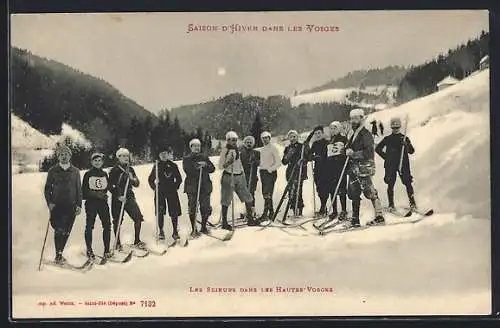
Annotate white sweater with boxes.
[259,143,281,172]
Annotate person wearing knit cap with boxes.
[44,143,82,265]
[258,131,281,220]
[325,121,349,220]
[148,146,183,241]
[309,126,331,217]
[183,138,216,236]
[344,108,385,228]
[108,147,146,250]
[240,136,261,218]
[82,152,112,260]
[282,130,313,217]
[218,131,257,229]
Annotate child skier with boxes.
[148,146,183,241]
[375,116,417,211]
[44,144,82,264]
[219,131,258,229]
[345,109,385,227]
[281,130,310,217]
[82,152,112,260]
[108,148,145,250]
[183,138,216,236]
[309,126,330,217]
[258,131,281,221]
[240,136,261,217]
[326,121,349,221]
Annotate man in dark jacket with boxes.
[183,138,216,236]
[345,109,385,227]
[82,152,111,260]
[108,148,145,250]
[325,121,349,220]
[309,126,329,217]
[375,116,416,211]
[148,146,183,241]
[282,130,310,217]
[240,136,261,217]
[44,144,82,264]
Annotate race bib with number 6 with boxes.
[89,176,108,190]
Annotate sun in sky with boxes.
[217,67,226,77]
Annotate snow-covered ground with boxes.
[11,70,490,318]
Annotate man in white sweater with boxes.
[218,131,257,230]
[258,131,282,220]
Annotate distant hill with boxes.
[10,47,158,148]
[301,66,408,94]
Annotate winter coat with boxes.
[325,134,349,176]
[282,142,309,180]
[239,146,260,186]
[375,133,415,172]
[309,139,328,173]
[148,160,183,195]
[44,164,82,207]
[346,127,376,177]
[182,152,216,195]
[82,167,109,201]
[108,164,140,200]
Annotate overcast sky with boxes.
[11,11,489,112]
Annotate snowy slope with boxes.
[11,70,490,318]
[291,88,354,106]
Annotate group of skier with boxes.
[43,107,418,265]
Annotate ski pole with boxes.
[312,161,317,215]
[328,156,350,217]
[38,216,51,271]
[112,174,131,254]
[231,163,235,229]
[155,160,159,243]
[398,114,410,173]
[194,166,203,233]
[294,142,306,216]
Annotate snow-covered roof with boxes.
[437,76,459,87]
[480,55,489,64]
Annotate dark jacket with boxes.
[239,146,260,184]
[375,133,415,172]
[282,142,309,180]
[108,164,140,200]
[182,152,216,195]
[82,167,109,201]
[346,127,376,177]
[44,164,82,207]
[148,160,182,195]
[309,138,328,173]
[325,134,349,170]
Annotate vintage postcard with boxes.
[10,10,491,319]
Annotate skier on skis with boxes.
[325,121,349,221]
[219,131,259,229]
[370,120,378,137]
[258,131,281,221]
[345,109,385,227]
[309,126,330,217]
[240,136,261,218]
[44,144,82,264]
[148,146,183,241]
[108,148,145,250]
[183,138,216,236]
[282,130,310,217]
[375,116,417,212]
[82,152,112,260]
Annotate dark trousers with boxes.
[329,172,347,214]
[111,197,144,245]
[289,178,305,211]
[187,192,212,229]
[384,168,415,207]
[260,170,277,199]
[84,199,111,253]
[155,192,181,230]
[50,204,77,256]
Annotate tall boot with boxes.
[406,184,417,210]
[158,215,165,240]
[200,216,209,234]
[103,226,111,254]
[221,205,232,231]
[387,186,395,210]
[351,200,361,227]
[259,199,269,221]
[189,213,200,237]
[171,216,179,240]
[268,199,275,219]
[134,220,144,246]
[370,197,385,223]
[339,193,348,220]
[246,202,259,226]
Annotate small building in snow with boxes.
[480,55,489,70]
[437,75,459,91]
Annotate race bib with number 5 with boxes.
[89,176,108,190]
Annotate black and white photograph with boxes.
[9,10,491,318]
